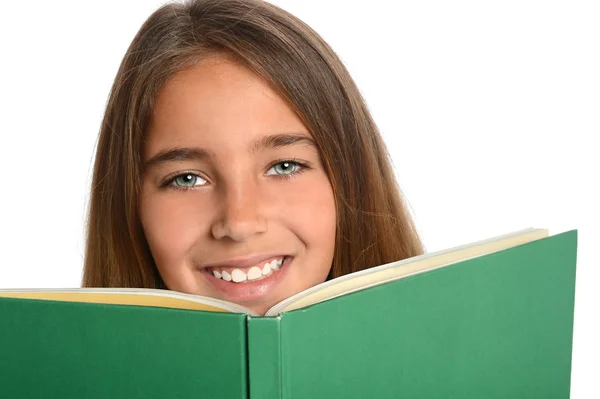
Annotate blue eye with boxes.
[266,161,302,176]
[171,173,207,188]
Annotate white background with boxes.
[0,0,597,396]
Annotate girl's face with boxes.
[139,55,336,315]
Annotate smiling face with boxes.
[139,55,336,315]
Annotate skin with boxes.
[139,55,337,315]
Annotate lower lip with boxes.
[203,257,292,303]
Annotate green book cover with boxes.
[0,300,248,399]
[0,229,577,398]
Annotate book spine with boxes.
[247,316,282,399]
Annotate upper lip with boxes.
[202,254,288,270]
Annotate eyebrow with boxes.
[249,133,315,154]
[143,133,316,170]
[143,147,209,171]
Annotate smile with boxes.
[206,256,286,284]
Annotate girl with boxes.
[82,0,424,315]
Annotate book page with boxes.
[0,288,256,315]
[266,228,549,316]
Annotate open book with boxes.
[0,227,549,315]
[0,227,578,398]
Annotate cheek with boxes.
[278,176,337,256]
[139,189,207,267]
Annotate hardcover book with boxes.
[0,228,578,398]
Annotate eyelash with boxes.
[161,159,310,191]
[267,158,310,180]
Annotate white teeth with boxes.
[210,257,287,283]
[247,266,262,281]
[221,270,232,282]
[261,263,271,276]
[231,269,247,283]
[271,259,280,271]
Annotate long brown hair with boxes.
[82,0,424,288]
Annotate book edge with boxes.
[265,227,548,315]
[0,287,258,315]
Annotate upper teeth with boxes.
[211,258,284,283]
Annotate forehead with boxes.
[145,56,310,156]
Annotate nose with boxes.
[211,179,268,241]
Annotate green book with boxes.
[0,228,577,398]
